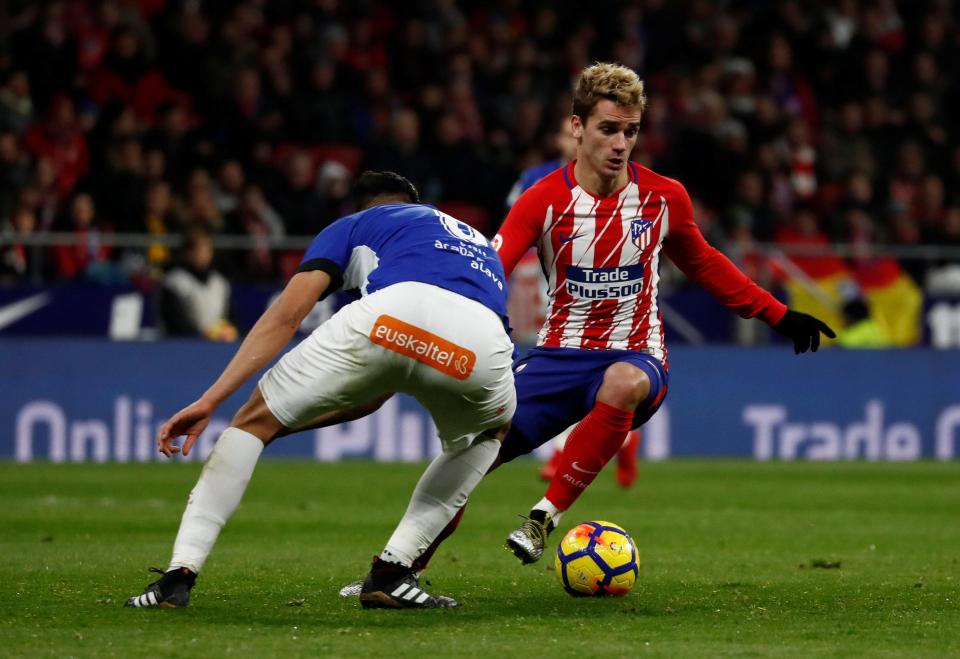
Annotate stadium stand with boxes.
[1,1,958,345]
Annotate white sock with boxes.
[533,497,563,527]
[380,437,499,566]
[168,427,264,573]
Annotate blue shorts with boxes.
[499,346,669,463]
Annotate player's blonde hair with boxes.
[572,62,647,123]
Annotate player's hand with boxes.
[157,399,215,458]
[773,309,836,354]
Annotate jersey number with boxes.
[436,211,489,247]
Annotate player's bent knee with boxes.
[231,388,286,444]
[597,362,651,411]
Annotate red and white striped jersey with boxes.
[495,161,787,363]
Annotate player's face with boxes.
[573,99,642,181]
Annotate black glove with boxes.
[773,309,836,354]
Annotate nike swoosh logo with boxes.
[571,461,600,474]
[558,234,580,244]
[0,292,51,331]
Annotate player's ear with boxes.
[571,115,584,140]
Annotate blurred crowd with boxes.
[0,0,958,290]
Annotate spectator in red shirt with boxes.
[51,192,113,280]
[22,94,89,201]
[88,24,182,123]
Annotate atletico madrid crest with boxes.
[630,218,654,249]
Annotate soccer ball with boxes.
[554,520,639,597]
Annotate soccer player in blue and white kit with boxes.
[126,172,515,609]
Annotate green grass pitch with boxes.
[1,460,958,658]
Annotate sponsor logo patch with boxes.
[370,315,476,380]
[565,264,644,299]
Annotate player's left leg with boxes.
[358,284,516,609]
[359,423,510,609]
[339,479,472,599]
[359,370,514,608]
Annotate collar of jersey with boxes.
[565,160,637,200]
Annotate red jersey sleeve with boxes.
[494,187,545,278]
[662,182,787,325]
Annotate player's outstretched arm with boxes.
[772,309,836,354]
[662,183,836,355]
[157,270,331,457]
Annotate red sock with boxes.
[545,402,635,511]
[539,448,563,481]
[411,504,466,573]
[616,429,641,489]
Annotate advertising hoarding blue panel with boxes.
[3,341,958,463]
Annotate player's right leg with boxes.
[539,425,639,485]
[506,353,668,564]
[128,298,392,609]
[506,363,646,561]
